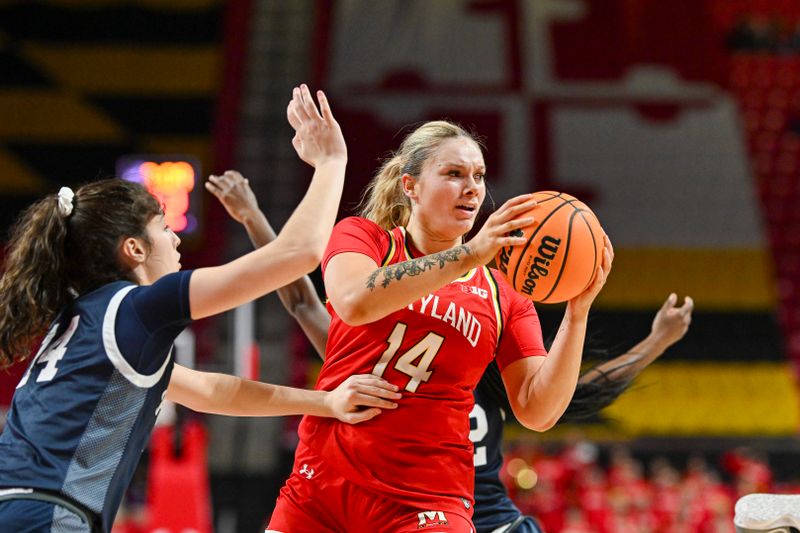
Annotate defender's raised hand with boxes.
[651,292,693,348]
[205,170,259,224]
[287,84,346,168]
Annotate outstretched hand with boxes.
[325,374,402,424]
[205,170,259,224]
[651,292,693,347]
[286,84,347,168]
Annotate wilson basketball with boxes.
[494,191,604,304]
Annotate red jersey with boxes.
[297,217,547,508]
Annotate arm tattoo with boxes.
[366,245,471,290]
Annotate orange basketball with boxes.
[494,191,604,304]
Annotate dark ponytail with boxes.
[0,195,71,367]
[0,179,160,368]
[476,335,635,423]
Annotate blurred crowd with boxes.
[501,436,785,533]
[727,14,800,54]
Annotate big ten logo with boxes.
[459,285,488,299]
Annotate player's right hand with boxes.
[286,84,347,168]
[465,194,537,265]
[205,170,260,225]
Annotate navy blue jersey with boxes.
[471,387,522,532]
[0,271,193,532]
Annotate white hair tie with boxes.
[57,186,75,217]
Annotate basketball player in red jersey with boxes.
[266,121,614,533]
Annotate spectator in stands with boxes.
[726,14,782,53]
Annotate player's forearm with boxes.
[239,206,330,359]
[241,209,276,249]
[169,366,332,417]
[242,211,317,312]
[279,159,346,259]
[521,312,588,429]
[578,332,671,384]
[294,305,330,359]
[209,377,332,417]
[189,238,319,319]
[328,245,483,326]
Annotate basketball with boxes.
[494,191,604,304]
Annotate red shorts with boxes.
[266,446,474,533]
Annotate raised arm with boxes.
[500,235,614,431]
[189,85,346,319]
[325,196,536,326]
[560,293,693,421]
[167,364,399,424]
[206,171,330,357]
[579,292,693,384]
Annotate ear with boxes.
[119,236,148,268]
[401,173,418,201]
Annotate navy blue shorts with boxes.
[0,498,89,532]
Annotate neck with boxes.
[131,265,153,286]
[405,217,462,256]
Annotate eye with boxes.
[447,169,461,177]
[474,173,486,182]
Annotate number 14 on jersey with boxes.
[372,322,444,393]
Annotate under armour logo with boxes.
[299,464,315,479]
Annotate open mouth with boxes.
[456,204,477,214]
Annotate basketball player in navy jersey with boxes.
[0,86,403,533]
[208,172,693,533]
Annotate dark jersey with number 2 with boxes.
[471,386,527,532]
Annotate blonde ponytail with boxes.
[359,156,410,229]
[359,121,480,230]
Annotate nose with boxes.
[463,174,481,196]
[172,230,181,247]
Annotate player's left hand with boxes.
[205,170,260,224]
[651,292,693,348]
[567,233,614,317]
[326,374,402,424]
